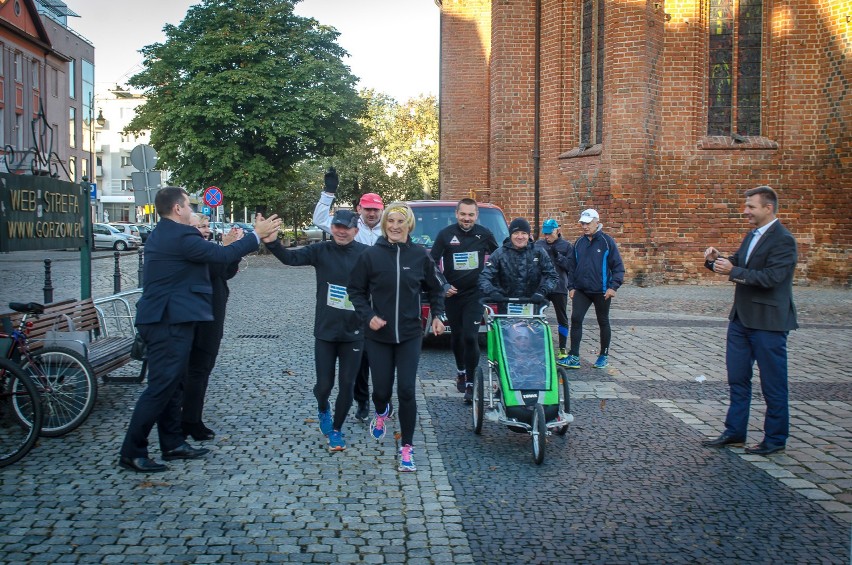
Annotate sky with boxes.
[66,0,440,103]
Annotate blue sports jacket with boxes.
[566,228,625,294]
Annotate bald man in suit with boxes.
[702,185,798,456]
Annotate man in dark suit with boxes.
[119,187,281,473]
[702,185,798,456]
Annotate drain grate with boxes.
[236,334,281,339]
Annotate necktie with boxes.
[745,229,760,263]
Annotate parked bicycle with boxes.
[1,302,97,437]
[0,357,43,467]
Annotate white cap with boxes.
[578,209,600,223]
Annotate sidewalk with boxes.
[0,256,848,563]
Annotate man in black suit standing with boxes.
[702,185,798,456]
[119,187,281,473]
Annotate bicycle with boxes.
[1,302,97,437]
[0,357,44,467]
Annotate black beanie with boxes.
[509,218,531,234]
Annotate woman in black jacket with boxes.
[348,202,446,473]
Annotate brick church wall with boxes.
[439,0,851,286]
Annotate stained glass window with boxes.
[580,0,604,147]
[707,0,762,136]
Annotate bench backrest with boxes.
[0,298,101,353]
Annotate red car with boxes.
[407,200,510,340]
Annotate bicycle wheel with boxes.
[0,358,43,467]
[19,346,97,437]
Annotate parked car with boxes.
[406,200,510,340]
[133,224,153,243]
[108,223,143,247]
[229,222,255,236]
[209,222,230,241]
[93,223,138,251]
[302,224,325,243]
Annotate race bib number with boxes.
[507,303,535,316]
[452,251,479,271]
[327,283,355,311]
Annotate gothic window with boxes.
[580,0,604,147]
[708,0,763,136]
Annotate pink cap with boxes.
[359,193,384,210]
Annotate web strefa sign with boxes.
[0,173,86,252]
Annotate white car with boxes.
[93,223,138,251]
[303,224,325,243]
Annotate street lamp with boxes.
[96,109,105,127]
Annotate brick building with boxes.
[437,0,850,285]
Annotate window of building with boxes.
[120,179,133,191]
[121,155,131,167]
[579,0,605,147]
[69,156,76,181]
[51,67,58,97]
[31,60,39,89]
[69,107,76,148]
[68,59,76,99]
[82,60,93,152]
[15,113,23,148]
[707,0,763,136]
[0,44,4,76]
[14,52,22,83]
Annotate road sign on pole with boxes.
[202,206,211,215]
[203,186,223,207]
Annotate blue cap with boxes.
[542,219,559,234]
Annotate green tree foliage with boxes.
[292,90,439,216]
[125,0,364,210]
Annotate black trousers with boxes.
[568,290,612,357]
[182,318,224,426]
[314,338,363,431]
[353,351,370,406]
[547,292,570,350]
[446,293,484,380]
[121,321,195,458]
[367,337,422,446]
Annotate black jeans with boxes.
[314,338,363,431]
[446,293,484,380]
[547,292,570,350]
[366,336,422,446]
[568,290,612,357]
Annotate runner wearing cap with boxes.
[535,218,574,366]
[564,209,625,370]
[263,209,368,452]
[312,168,385,423]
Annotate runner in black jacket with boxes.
[264,210,368,452]
[348,202,446,473]
[534,218,574,365]
[430,198,498,403]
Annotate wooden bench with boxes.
[0,290,146,384]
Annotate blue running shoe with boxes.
[593,355,609,369]
[564,355,581,369]
[370,407,389,441]
[318,409,333,436]
[327,430,346,452]
[398,444,416,472]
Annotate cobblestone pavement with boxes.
[0,253,849,563]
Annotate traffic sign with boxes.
[204,186,223,207]
[202,206,211,215]
[130,144,158,171]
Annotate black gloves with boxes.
[324,167,339,194]
[531,292,547,304]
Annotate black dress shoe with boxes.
[162,442,210,461]
[354,402,369,422]
[745,442,785,455]
[702,433,746,447]
[119,456,169,473]
[182,423,215,441]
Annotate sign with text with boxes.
[0,173,87,252]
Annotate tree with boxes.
[125,0,364,210]
[295,90,439,212]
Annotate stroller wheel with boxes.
[472,367,484,435]
[531,403,546,465]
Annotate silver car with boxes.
[303,224,325,243]
[93,223,138,251]
[108,223,143,246]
